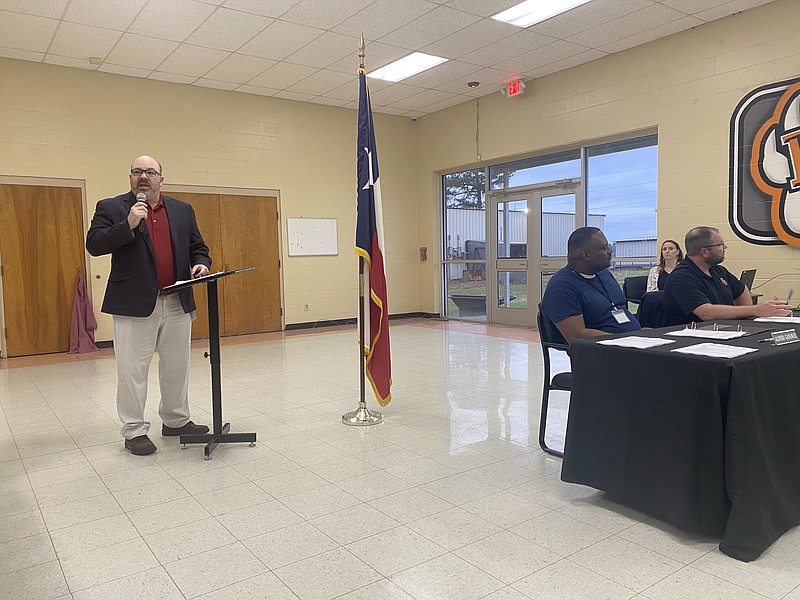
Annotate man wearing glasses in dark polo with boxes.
[662,226,792,326]
[86,156,211,455]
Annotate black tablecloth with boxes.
[560,321,800,561]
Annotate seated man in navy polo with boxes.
[542,227,641,343]
[662,226,791,325]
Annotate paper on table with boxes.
[666,328,748,340]
[754,316,800,324]
[597,336,676,349]
[671,343,758,358]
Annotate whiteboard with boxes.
[287,218,338,256]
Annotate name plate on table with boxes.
[771,329,799,345]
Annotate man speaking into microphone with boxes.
[86,156,211,455]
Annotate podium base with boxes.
[342,406,383,426]
[180,422,256,459]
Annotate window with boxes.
[442,169,488,320]
[586,135,658,283]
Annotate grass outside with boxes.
[445,263,653,319]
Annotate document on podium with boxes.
[160,267,255,293]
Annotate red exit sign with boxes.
[506,79,524,97]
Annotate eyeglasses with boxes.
[130,168,161,178]
[702,242,726,249]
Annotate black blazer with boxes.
[86,192,211,317]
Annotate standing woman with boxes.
[646,239,684,292]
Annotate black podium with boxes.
[161,268,257,459]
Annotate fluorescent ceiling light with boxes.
[369,52,448,82]
[492,0,593,28]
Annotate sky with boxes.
[507,145,658,243]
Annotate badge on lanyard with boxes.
[611,307,630,324]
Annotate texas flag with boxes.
[355,68,392,407]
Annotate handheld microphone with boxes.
[136,192,147,234]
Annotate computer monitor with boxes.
[739,269,756,289]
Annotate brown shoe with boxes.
[161,421,210,436]
[124,435,156,455]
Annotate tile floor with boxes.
[1,319,799,599]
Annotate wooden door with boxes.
[0,184,85,356]
[174,191,281,339]
[179,193,223,340]
[220,195,281,334]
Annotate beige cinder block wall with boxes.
[414,0,800,314]
[0,59,418,342]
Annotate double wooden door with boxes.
[0,184,85,357]
[178,192,282,340]
[0,185,281,357]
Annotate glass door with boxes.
[488,189,576,326]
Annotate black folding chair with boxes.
[536,303,571,458]
[622,275,648,305]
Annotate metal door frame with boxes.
[487,180,581,326]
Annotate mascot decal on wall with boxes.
[730,77,800,248]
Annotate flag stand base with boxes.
[342,402,383,426]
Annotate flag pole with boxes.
[343,34,383,427]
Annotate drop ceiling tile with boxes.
[284,31,359,69]
[495,39,588,74]
[332,0,438,40]
[524,48,608,79]
[420,93,472,114]
[63,0,147,31]
[194,78,239,90]
[0,10,57,52]
[185,7,272,51]
[195,0,224,4]
[127,0,215,43]
[566,3,689,48]
[374,105,410,116]
[43,54,99,69]
[286,68,353,95]
[273,89,315,101]
[219,0,301,18]
[0,0,68,18]
[203,53,275,83]
[423,17,518,59]
[458,29,555,67]
[235,84,280,96]
[248,61,318,89]
[599,15,702,53]
[388,88,457,110]
[380,5,481,50]
[401,59,478,88]
[531,0,652,39]
[156,44,228,77]
[443,0,521,18]
[369,82,425,105]
[97,63,151,77]
[279,0,373,30]
[148,71,196,84]
[307,96,349,107]
[0,47,45,61]
[325,80,359,102]
[105,33,179,70]
[434,65,507,94]
[660,0,729,13]
[49,21,121,59]
[325,41,408,74]
[692,0,776,21]
[239,19,324,60]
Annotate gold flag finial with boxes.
[359,34,365,70]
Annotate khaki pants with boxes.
[113,294,194,440]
